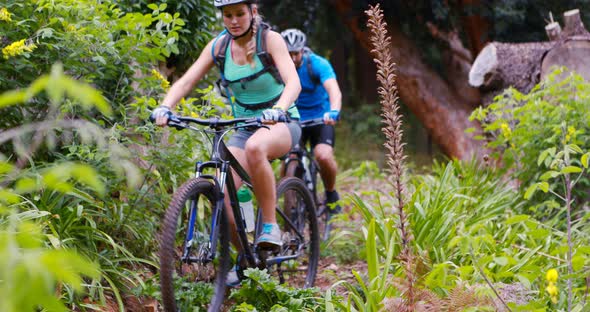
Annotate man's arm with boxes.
[323,78,342,125]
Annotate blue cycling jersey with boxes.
[296,52,336,121]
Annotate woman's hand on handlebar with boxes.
[150,106,172,126]
[261,107,289,124]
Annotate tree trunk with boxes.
[330,0,485,160]
[457,0,490,56]
[426,22,481,107]
[470,8,590,105]
[469,41,554,104]
[541,38,590,81]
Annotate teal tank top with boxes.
[223,43,299,119]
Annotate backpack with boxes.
[302,47,320,87]
[211,22,284,110]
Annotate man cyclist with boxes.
[281,28,342,213]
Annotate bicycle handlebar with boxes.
[300,118,325,128]
[150,111,288,131]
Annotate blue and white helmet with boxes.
[281,28,306,52]
[214,0,255,8]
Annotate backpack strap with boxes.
[257,22,284,86]
[212,30,232,88]
[302,47,320,91]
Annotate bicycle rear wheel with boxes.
[285,157,331,242]
[270,177,319,288]
[159,178,230,312]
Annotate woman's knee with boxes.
[244,140,267,164]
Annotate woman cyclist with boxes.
[151,0,302,274]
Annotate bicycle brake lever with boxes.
[167,114,186,130]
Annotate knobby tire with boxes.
[159,178,230,312]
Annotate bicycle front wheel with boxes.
[271,177,319,288]
[159,178,230,312]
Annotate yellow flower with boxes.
[546,268,558,282]
[545,283,558,296]
[151,69,170,89]
[0,8,12,22]
[500,123,512,139]
[567,126,576,136]
[2,39,37,59]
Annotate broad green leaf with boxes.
[515,274,531,289]
[537,149,550,166]
[494,257,508,266]
[71,164,105,196]
[567,144,583,154]
[62,76,111,116]
[0,162,15,175]
[15,178,39,193]
[539,170,560,181]
[0,90,27,108]
[505,215,529,225]
[572,255,585,271]
[582,153,589,168]
[561,166,582,174]
[524,184,538,199]
[0,189,21,204]
[538,182,549,192]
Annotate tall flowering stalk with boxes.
[366,4,415,311]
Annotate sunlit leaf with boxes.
[561,166,582,174]
[539,170,560,181]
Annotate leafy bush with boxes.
[0,211,100,312]
[0,64,155,309]
[229,268,331,311]
[470,69,590,219]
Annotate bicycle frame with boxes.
[173,116,308,269]
[284,118,324,204]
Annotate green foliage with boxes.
[0,64,160,310]
[229,268,332,311]
[171,278,214,312]
[340,218,396,312]
[470,69,590,219]
[0,0,186,134]
[410,159,520,266]
[0,209,100,312]
[116,0,219,72]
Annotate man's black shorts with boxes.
[301,123,335,148]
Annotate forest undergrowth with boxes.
[1,2,590,312]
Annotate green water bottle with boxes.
[237,187,255,232]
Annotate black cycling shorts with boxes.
[301,123,335,148]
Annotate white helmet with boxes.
[214,0,254,8]
[281,28,306,52]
